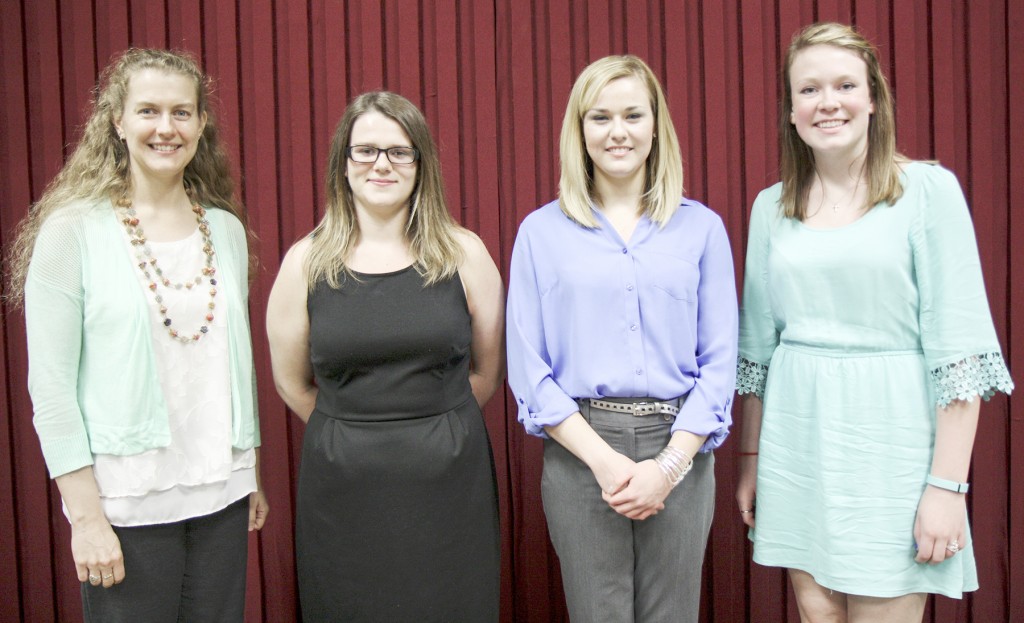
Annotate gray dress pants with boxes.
[542,400,715,623]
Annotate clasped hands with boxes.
[593,451,673,521]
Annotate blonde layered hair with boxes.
[558,55,684,228]
[6,48,245,306]
[780,22,906,220]
[306,91,462,290]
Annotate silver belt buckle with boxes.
[633,401,651,416]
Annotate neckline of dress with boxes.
[797,205,878,232]
[349,263,416,278]
[796,163,917,232]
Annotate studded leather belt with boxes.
[582,396,685,417]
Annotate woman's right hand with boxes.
[55,467,125,588]
[590,449,637,497]
[71,515,124,588]
[735,454,758,528]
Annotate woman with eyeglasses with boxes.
[266,91,503,621]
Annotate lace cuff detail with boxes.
[930,352,1014,408]
[737,358,769,398]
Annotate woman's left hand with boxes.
[603,459,672,520]
[248,490,269,531]
[912,486,967,564]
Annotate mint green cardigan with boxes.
[25,201,260,478]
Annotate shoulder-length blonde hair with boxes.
[5,47,246,306]
[780,22,906,220]
[558,54,684,228]
[306,91,462,290]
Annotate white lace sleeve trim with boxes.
[737,357,769,398]
[930,352,1014,407]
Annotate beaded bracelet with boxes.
[654,446,694,488]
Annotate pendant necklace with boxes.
[822,179,863,213]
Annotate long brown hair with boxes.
[305,91,462,290]
[6,48,246,306]
[779,22,906,220]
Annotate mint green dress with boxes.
[737,162,1013,598]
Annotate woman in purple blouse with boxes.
[506,55,738,622]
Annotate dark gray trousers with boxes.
[542,402,715,623]
[81,495,249,623]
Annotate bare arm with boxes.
[55,466,124,587]
[456,230,505,408]
[248,447,269,531]
[266,239,317,422]
[914,397,979,564]
[735,394,763,528]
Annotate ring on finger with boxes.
[946,541,960,554]
[88,574,101,584]
[739,509,753,514]
[102,572,114,581]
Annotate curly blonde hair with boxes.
[5,48,246,306]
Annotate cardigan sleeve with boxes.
[25,208,95,477]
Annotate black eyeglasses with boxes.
[347,145,419,165]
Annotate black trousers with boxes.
[81,496,249,623]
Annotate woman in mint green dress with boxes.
[735,23,1013,622]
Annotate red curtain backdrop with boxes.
[1,1,1021,621]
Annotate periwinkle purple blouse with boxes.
[506,199,738,452]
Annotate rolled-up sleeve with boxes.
[506,225,580,437]
[674,217,738,451]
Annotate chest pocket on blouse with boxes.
[646,253,700,302]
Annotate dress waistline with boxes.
[777,343,924,359]
[313,394,476,422]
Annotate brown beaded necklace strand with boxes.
[119,203,218,344]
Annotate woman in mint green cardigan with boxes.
[7,49,266,622]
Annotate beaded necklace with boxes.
[119,203,218,344]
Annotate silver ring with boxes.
[946,541,960,554]
[739,509,753,514]
[102,573,114,581]
[88,574,101,584]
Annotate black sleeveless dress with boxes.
[296,267,500,622]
